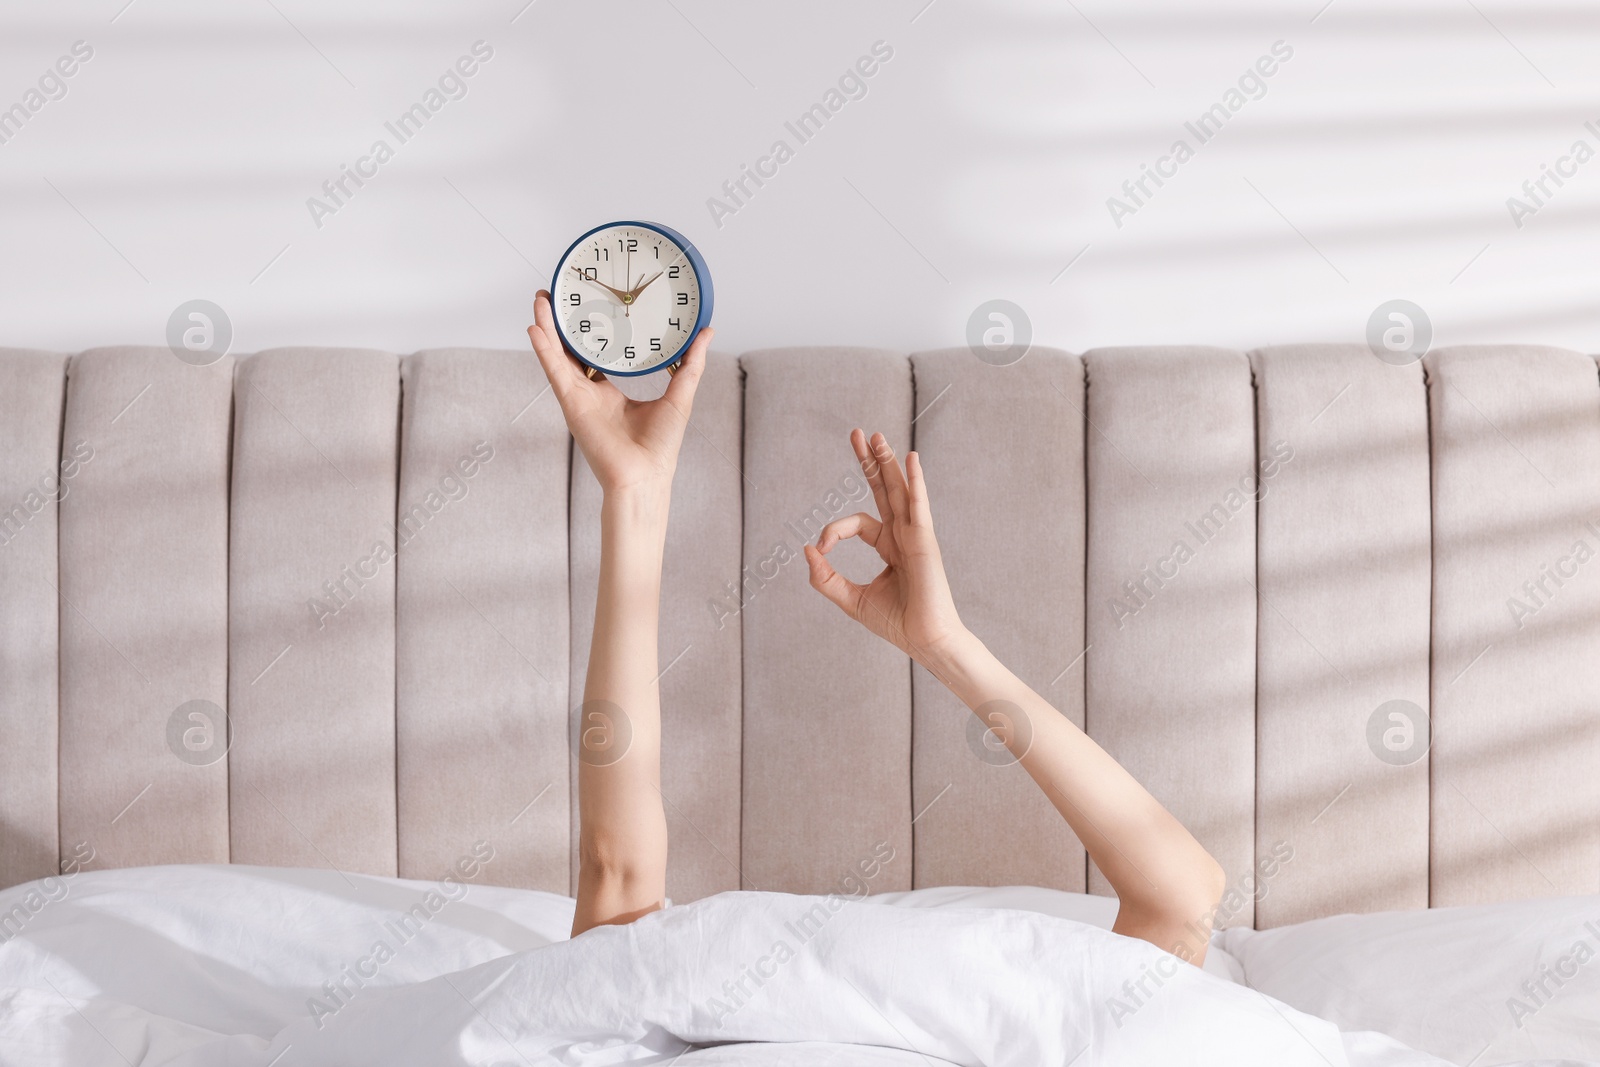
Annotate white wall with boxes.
[2,0,1597,361]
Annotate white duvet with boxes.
[0,864,1591,1067]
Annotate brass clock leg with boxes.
[667,362,680,378]
[584,365,604,382]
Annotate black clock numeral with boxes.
[624,345,636,358]
[578,319,591,332]
[653,244,661,259]
[650,338,661,352]
[596,338,608,351]
[676,292,689,305]
[568,292,581,305]
[668,265,681,278]
[617,238,638,252]
[668,317,681,330]
[581,266,598,280]
[594,247,609,261]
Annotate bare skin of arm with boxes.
[803,430,1226,966]
[526,290,712,938]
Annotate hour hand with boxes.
[570,266,630,303]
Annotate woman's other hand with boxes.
[804,430,970,674]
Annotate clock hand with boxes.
[629,245,688,300]
[627,270,664,298]
[625,242,632,318]
[570,265,630,304]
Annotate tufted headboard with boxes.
[1,342,1597,930]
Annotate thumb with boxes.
[661,326,712,419]
[805,544,862,619]
[662,326,713,425]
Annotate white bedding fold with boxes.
[159,890,1350,1067]
[3,865,1506,1067]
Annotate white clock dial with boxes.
[552,225,703,375]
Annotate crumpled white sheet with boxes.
[0,863,1477,1066]
[193,891,1353,1066]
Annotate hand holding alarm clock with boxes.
[527,221,715,493]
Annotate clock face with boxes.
[550,222,709,376]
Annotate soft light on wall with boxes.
[1,0,1596,357]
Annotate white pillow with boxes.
[867,884,1248,985]
[1219,894,1600,1066]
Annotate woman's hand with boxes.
[804,430,970,673]
[527,290,712,494]
[807,433,1226,968]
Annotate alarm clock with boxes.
[550,221,713,378]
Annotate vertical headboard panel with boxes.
[396,350,571,891]
[58,348,234,870]
[739,349,913,894]
[907,348,1087,891]
[1426,345,1600,906]
[229,349,400,875]
[568,352,746,902]
[1083,347,1259,927]
[0,350,68,886]
[1251,345,1431,928]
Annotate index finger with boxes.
[527,291,585,397]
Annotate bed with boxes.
[1,342,1598,1064]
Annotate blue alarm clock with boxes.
[550,221,713,378]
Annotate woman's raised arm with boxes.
[804,430,1226,965]
[527,291,712,937]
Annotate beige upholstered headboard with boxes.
[1,343,1597,930]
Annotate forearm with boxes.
[925,631,1224,962]
[572,483,671,935]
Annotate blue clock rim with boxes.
[549,220,714,378]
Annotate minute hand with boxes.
[626,270,664,299]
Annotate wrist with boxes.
[917,627,989,689]
[602,479,674,532]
